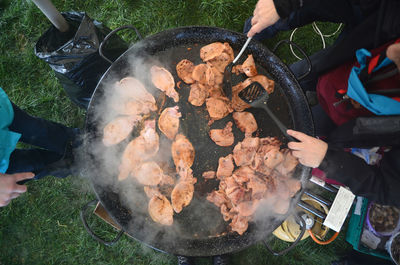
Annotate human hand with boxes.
[387,42,400,72]
[0,172,35,207]
[247,0,280,37]
[286,130,328,168]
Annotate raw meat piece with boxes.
[134,161,163,186]
[188,83,208,106]
[176,59,195,84]
[250,75,275,94]
[216,154,235,179]
[171,134,195,168]
[144,186,160,198]
[202,171,216,180]
[171,179,195,213]
[200,42,226,61]
[230,215,249,235]
[206,97,232,120]
[103,115,140,146]
[148,194,174,226]
[118,120,159,181]
[242,55,258,77]
[209,122,234,147]
[192,64,208,84]
[158,106,181,140]
[233,111,258,135]
[150,66,179,102]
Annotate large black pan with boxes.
[84,26,314,257]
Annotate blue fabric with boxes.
[347,49,400,115]
[0,88,21,173]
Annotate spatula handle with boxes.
[261,104,297,142]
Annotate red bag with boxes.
[317,40,400,125]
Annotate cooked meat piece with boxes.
[118,120,159,181]
[223,176,240,196]
[144,186,160,198]
[103,115,140,146]
[208,86,224,98]
[171,179,195,213]
[192,64,208,85]
[223,42,235,61]
[226,187,247,205]
[264,147,284,169]
[221,204,236,221]
[242,55,258,77]
[231,79,252,112]
[158,106,181,140]
[148,194,174,226]
[202,171,216,180]
[232,166,254,184]
[171,134,195,168]
[160,174,176,186]
[206,97,232,120]
[114,100,156,116]
[176,59,195,84]
[134,161,163,186]
[176,160,197,182]
[206,65,224,86]
[207,190,229,208]
[233,111,258,136]
[208,52,232,73]
[286,178,301,197]
[232,137,260,167]
[209,122,234,147]
[216,154,235,179]
[235,200,260,217]
[230,215,249,235]
[273,198,290,215]
[114,77,153,101]
[200,42,226,61]
[250,75,275,94]
[232,65,244,75]
[150,66,179,102]
[275,149,299,176]
[188,83,208,106]
[247,174,268,199]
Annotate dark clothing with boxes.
[318,116,400,207]
[5,103,77,179]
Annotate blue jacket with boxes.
[0,88,21,173]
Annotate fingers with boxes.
[287,141,302,150]
[286,130,310,141]
[9,192,21,199]
[14,172,35,182]
[247,23,263,37]
[291,150,301,158]
[13,184,27,193]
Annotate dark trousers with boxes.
[5,103,76,179]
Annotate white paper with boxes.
[323,187,355,232]
[361,229,381,249]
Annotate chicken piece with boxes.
[232,137,260,167]
[242,55,258,77]
[209,122,234,147]
[202,171,216,180]
[118,120,159,181]
[232,65,244,75]
[207,190,229,208]
[250,75,275,94]
[208,52,233,73]
[148,194,174,226]
[102,115,140,146]
[286,178,301,197]
[160,174,176,186]
[208,85,224,98]
[235,200,260,217]
[230,214,250,235]
[231,79,252,112]
[176,59,195,84]
[150,66,179,102]
[247,174,268,199]
[158,106,181,140]
[200,42,226,62]
[205,65,224,86]
[275,149,299,176]
[223,42,235,61]
[232,166,254,184]
[188,83,208,106]
[216,154,235,179]
[176,161,197,182]
[233,111,258,136]
[221,204,236,221]
[264,147,284,169]
[144,186,160,198]
[134,161,163,186]
[171,134,195,168]
[171,179,195,213]
[206,97,233,120]
[192,64,208,85]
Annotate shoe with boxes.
[213,254,230,265]
[177,256,196,265]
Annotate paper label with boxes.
[323,187,355,232]
[361,229,381,249]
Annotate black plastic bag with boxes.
[35,11,128,109]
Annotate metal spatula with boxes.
[223,36,252,99]
[238,82,296,142]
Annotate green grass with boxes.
[0,1,348,264]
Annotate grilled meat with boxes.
[158,106,181,140]
[209,122,234,147]
[150,66,179,102]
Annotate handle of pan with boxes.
[80,199,124,247]
[272,39,312,81]
[99,25,143,64]
[263,212,306,256]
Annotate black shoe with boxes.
[213,254,230,265]
[177,256,195,265]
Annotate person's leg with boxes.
[311,104,337,137]
[9,102,78,156]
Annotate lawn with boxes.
[0,0,350,264]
